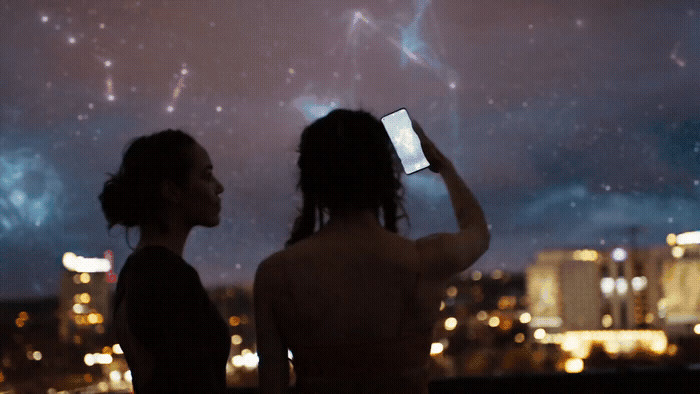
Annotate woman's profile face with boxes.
[179,143,224,228]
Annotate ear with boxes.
[160,179,183,204]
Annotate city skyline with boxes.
[1,1,699,299]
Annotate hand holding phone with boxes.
[381,108,431,174]
[410,118,444,174]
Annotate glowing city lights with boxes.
[444,317,458,331]
[600,277,615,295]
[491,269,504,280]
[113,344,123,354]
[564,358,584,373]
[602,314,613,328]
[430,342,444,355]
[615,278,628,296]
[488,316,501,328]
[533,328,546,340]
[676,231,700,245]
[63,252,111,272]
[80,293,91,303]
[631,276,648,292]
[667,233,677,246]
[572,249,599,261]
[519,312,532,324]
[671,246,685,258]
[231,335,243,345]
[109,370,122,383]
[530,317,563,328]
[544,330,668,358]
[612,248,628,262]
[446,286,458,298]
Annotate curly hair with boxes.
[286,109,407,246]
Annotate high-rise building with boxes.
[527,245,665,333]
[57,251,112,345]
[660,231,700,337]
[526,245,669,360]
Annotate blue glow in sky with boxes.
[1,1,699,299]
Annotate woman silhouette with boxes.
[254,109,489,393]
[99,129,229,392]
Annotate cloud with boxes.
[514,183,700,246]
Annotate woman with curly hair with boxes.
[254,109,489,393]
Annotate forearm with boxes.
[439,160,488,236]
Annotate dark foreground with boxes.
[221,366,700,394]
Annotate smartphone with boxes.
[381,108,430,174]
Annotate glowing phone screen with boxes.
[381,108,430,174]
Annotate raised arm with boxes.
[413,120,490,280]
[254,256,290,393]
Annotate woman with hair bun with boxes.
[254,109,490,393]
[100,129,228,393]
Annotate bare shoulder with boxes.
[255,251,288,288]
[413,228,489,280]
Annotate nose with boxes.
[216,178,224,194]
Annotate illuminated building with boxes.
[660,231,700,337]
[527,246,669,362]
[527,247,664,332]
[57,251,112,344]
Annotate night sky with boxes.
[1,0,699,300]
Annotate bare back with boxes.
[272,226,442,343]
[255,221,462,392]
